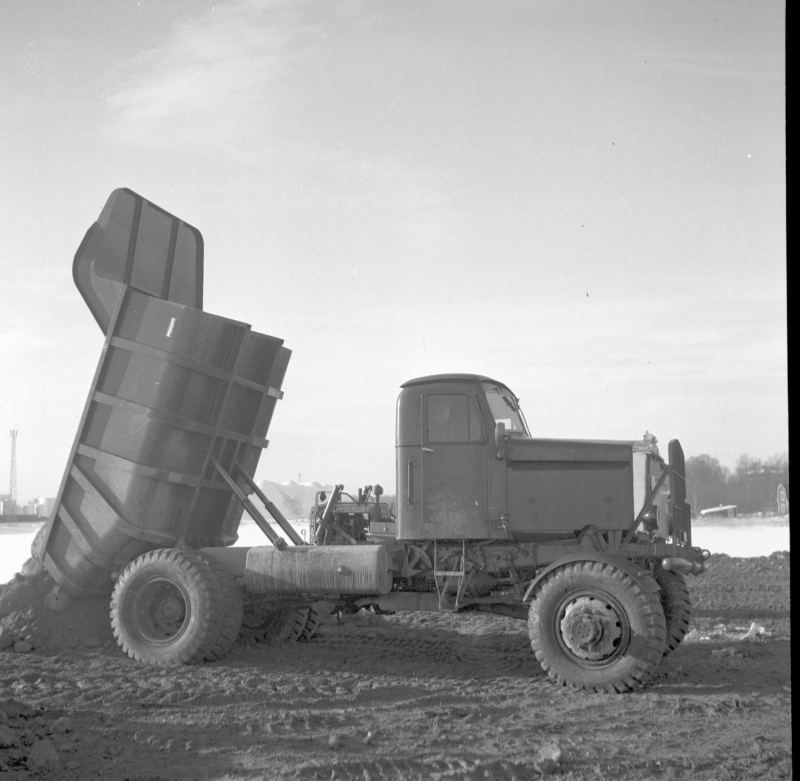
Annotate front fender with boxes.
[522,552,659,602]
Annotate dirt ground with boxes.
[0,551,791,781]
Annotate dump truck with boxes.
[36,189,708,693]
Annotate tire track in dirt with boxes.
[251,621,543,680]
[295,755,533,780]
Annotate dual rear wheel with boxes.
[110,548,243,666]
[245,604,322,643]
[110,548,323,665]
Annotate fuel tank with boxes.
[244,545,393,595]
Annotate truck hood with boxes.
[506,437,635,464]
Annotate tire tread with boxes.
[654,567,692,658]
[528,560,666,693]
[299,605,322,642]
[111,548,233,666]
[197,554,244,661]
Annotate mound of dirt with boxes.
[0,564,118,658]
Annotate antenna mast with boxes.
[9,430,17,513]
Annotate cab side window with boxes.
[426,394,484,443]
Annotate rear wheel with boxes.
[196,554,244,659]
[31,524,47,560]
[275,608,309,642]
[111,549,233,665]
[299,605,322,642]
[247,607,308,642]
[528,561,666,693]
[653,567,691,658]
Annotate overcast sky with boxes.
[1,0,786,503]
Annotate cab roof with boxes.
[401,373,509,389]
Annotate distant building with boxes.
[0,495,55,521]
[776,484,789,515]
[699,504,738,519]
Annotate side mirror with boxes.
[495,421,506,459]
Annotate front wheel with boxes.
[528,561,666,693]
[111,549,240,665]
[653,567,691,658]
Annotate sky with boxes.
[0,0,787,504]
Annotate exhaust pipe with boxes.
[661,556,705,575]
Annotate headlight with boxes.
[640,505,658,532]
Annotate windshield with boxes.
[484,387,529,434]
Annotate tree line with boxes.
[685,453,789,516]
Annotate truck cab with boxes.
[396,374,689,547]
[396,374,517,540]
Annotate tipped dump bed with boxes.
[41,191,290,598]
[42,288,290,597]
[73,188,204,333]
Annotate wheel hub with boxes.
[560,596,623,661]
[132,579,190,644]
[157,595,185,625]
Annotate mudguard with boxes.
[522,551,660,602]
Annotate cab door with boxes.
[420,390,488,538]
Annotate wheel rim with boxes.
[554,589,631,667]
[130,576,191,645]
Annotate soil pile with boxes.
[0,562,117,657]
